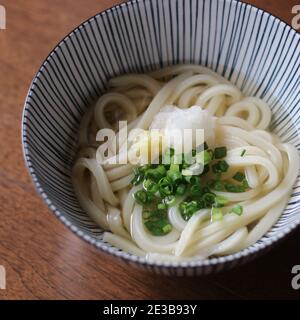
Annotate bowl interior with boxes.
[23,0,300,271]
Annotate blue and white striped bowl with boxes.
[22,0,300,276]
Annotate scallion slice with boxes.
[233,172,245,182]
[212,207,223,221]
[232,205,243,216]
[214,146,227,159]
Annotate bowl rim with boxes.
[22,0,300,269]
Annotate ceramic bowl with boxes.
[22,0,300,275]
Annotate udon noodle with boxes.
[72,65,299,262]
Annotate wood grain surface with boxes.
[0,0,299,300]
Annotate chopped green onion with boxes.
[157,203,167,210]
[232,205,243,216]
[143,211,151,219]
[131,174,143,186]
[163,195,176,206]
[143,179,158,193]
[143,209,173,236]
[242,179,249,189]
[196,199,206,209]
[139,165,150,173]
[131,167,144,185]
[167,170,182,182]
[212,207,223,221]
[162,224,172,233]
[208,179,223,191]
[218,160,229,172]
[176,184,187,195]
[134,190,149,204]
[158,177,174,196]
[156,164,167,176]
[145,168,160,181]
[224,183,245,193]
[196,150,213,165]
[190,184,203,196]
[184,175,200,185]
[212,160,229,173]
[214,146,227,159]
[202,192,216,206]
[233,172,245,182]
[240,149,246,157]
[214,195,229,207]
[169,164,180,172]
[214,180,224,191]
[144,218,172,236]
[145,165,166,181]
[179,201,199,221]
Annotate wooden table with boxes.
[0,0,299,300]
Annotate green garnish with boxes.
[179,201,199,221]
[134,190,149,204]
[143,179,158,193]
[231,205,243,216]
[176,184,187,195]
[184,175,200,184]
[212,207,223,221]
[190,184,203,196]
[163,195,176,206]
[242,179,249,189]
[167,164,182,182]
[131,166,145,185]
[212,160,229,173]
[158,177,173,196]
[157,203,167,210]
[145,165,166,181]
[214,146,227,159]
[162,224,172,233]
[144,210,172,236]
[214,195,229,207]
[131,144,240,230]
[196,149,213,165]
[233,172,245,182]
[240,149,246,157]
[202,192,216,206]
[211,180,223,191]
[224,183,246,193]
